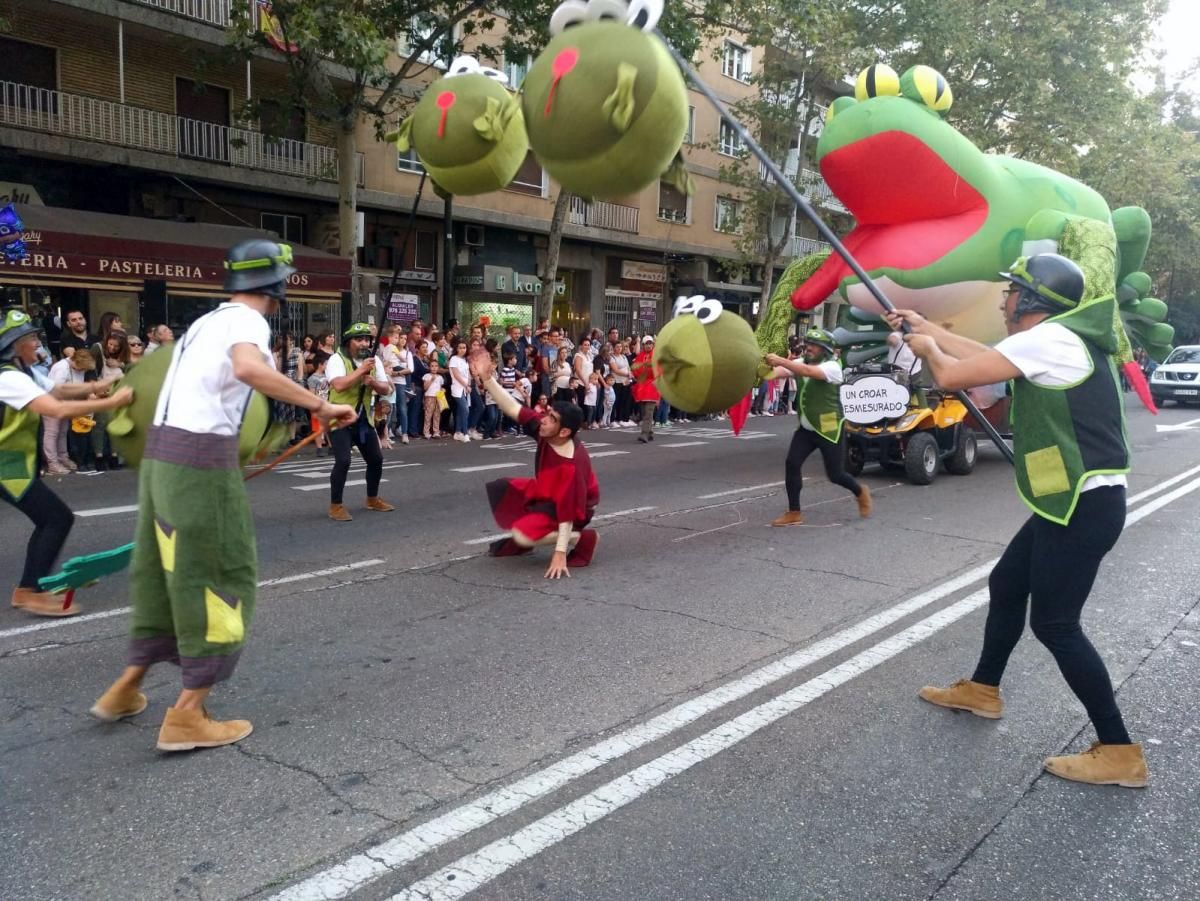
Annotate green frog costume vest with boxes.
[1011,296,1130,526]
[0,363,41,501]
[798,361,844,443]
[328,350,374,426]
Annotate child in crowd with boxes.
[533,394,549,417]
[422,357,445,439]
[583,370,599,427]
[306,352,330,456]
[601,373,616,428]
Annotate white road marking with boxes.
[0,560,387,641]
[273,467,1200,901]
[589,451,630,458]
[1155,416,1200,433]
[1126,461,1200,505]
[449,463,526,473]
[736,432,773,439]
[696,481,785,499]
[291,478,388,492]
[461,507,656,545]
[76,505,139,518]
[660,441,708,448]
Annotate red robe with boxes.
[487,407,599,539]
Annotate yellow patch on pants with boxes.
[204,587,245,644]
[154,517,177,573]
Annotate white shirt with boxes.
[153,303,272,436]
[389,346,413,386]
[0,367,51,411]
[423,372,444,397]
[798,361,844,433]
[887,339,922,375]
[994,321,1126,491]
[447,355,471,398]
[49,358,85,386]
[325,350,387,385]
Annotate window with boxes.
[0,37,58,113]
[714,196,743,234]
[259,100,306,161]
[176,78,230,163]
[658,181,689,224]
[504,54,533,89]
[261,212,305,244]
[721,41,751,83]
[507,151,545,196]
[718,121,744,157]
[397,146,425,174]
[397,15,452,68]
[413,231,437,270]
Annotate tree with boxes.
[538,188,572,325]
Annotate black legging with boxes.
[328,414,383,504]
[972,485,1130,744]
[3,480,75,589]
[784,427,861,511]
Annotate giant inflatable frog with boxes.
[790,64,1172,360]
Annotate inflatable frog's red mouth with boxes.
[791,131,989,310]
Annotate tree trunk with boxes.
[538,188,572,325]
[336,121,359,259]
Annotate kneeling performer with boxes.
[469,350,599,579]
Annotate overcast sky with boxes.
[1153,0,1199,80]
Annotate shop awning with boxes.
[0,205,351,301]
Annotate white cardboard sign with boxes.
[840,375,911,424]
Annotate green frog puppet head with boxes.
[653,295,760,414]
[521,0,690,199]
[390,55,528,197]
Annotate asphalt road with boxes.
[2,400,1199,901]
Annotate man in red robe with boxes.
[471,351,599,579]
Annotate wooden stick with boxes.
[243,429,321,481]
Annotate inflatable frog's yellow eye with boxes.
[900,65,953,113]
[826,96,857,124]
[854,64,901,101]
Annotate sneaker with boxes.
[917,678,1003,719]
[45,463,72,475]
[64,459,79,471]
[156,706,253,752]
[401,435,410,445]
[468,429,483,439]
[1044,741,1148,788]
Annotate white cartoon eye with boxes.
[672,294,705,318]
[587,0,630,22]
[694,299,724,324]
[446,56,481,78]
[626,0,662,30]
[479,67,509,84]
[549,0,589,35]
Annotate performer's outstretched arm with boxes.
[471,351,524,420]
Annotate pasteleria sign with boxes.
[840,374,911,424]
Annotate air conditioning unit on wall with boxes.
[462,224,485,247]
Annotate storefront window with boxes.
[456,297,534,340]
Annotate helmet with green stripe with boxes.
[803,326,837,357]
[0,309,40,361]
[999,253,1084,320]
[223,239,296,301]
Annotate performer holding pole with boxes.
[91,240,356,751]
[0,310,133,617]
[765,327,871,527]
[893,254,1146,788]
[469,350,599,579]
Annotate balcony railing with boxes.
[568,196,639,234]
[128,0,231,27]
[798,169,847,214]
[789,235,832,258]
[0,80,345,184]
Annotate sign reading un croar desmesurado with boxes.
[839,375,911,424]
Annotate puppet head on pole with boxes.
[653,295,761,414]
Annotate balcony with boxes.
[0,81,347,185]
[789,235,832,258]
[128,0,231,27]
[798,169,847,214]
[567,196,639,234]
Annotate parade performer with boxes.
[90,240,356,751]
[631,335,659,444]
[765,327,872,526]
[469,350,599,579]
[0,310,133,617]
[894,253,1146,788]
[325,322,395,522]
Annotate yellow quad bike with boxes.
[832,309,977,486]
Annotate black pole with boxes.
[657,33,1014,465]
[443,194,455,330]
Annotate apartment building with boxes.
[0,0,847,342]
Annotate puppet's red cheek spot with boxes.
[545,48,580,117]
[436,91,456,138]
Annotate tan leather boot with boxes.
[918,678,1003,719]
[329,503,353,522]
[771,510,805,527]
[365,497,395,512]
[11,587,81,617]
[90,683,148,722]
[856,484,873,518]
[1044,741,1148,788]
[156,707,253,752]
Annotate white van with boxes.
[1149,345,1200,406]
